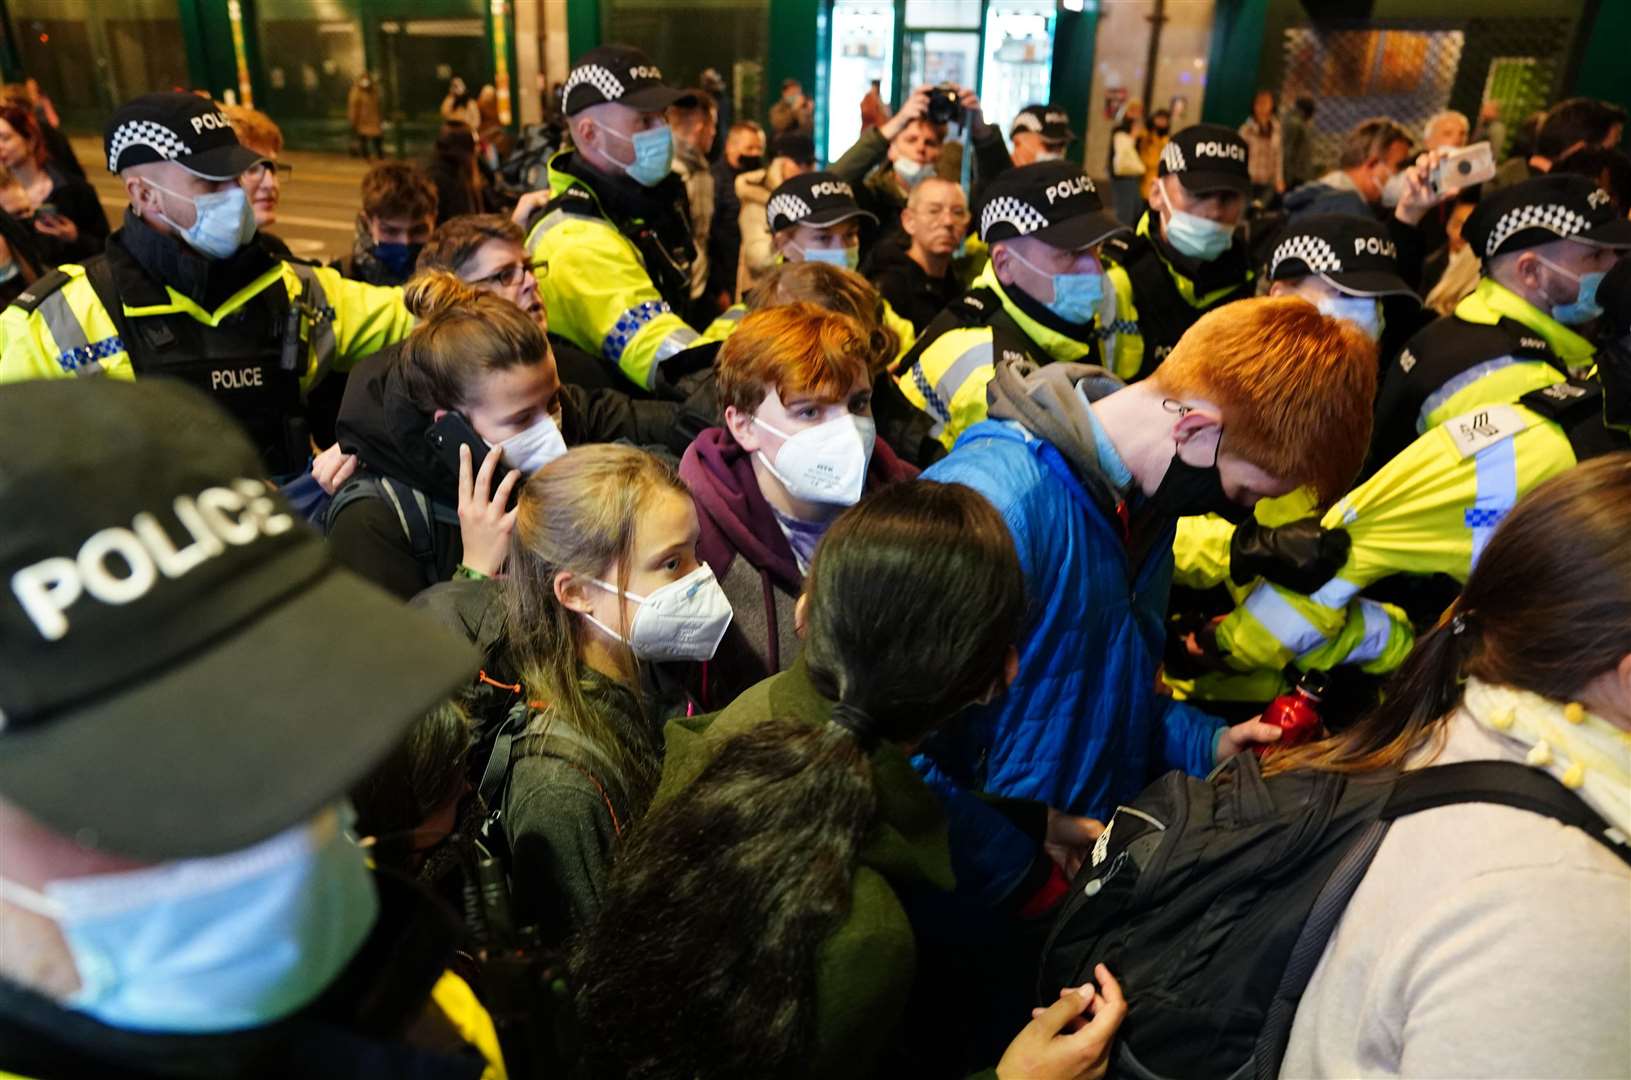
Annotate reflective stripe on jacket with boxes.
[899,263,1095,449]
[526,162,700,390]
[0,260,409,390]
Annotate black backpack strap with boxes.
[1255,759,1631,1077]
[477,704,532,813]
[1383,760,1631,865]
[1254,814,1392,1079]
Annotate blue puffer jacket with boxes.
[919,416,1223,826]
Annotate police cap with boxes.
[1268,214,1417,299]
[767,171,877,233]
[563,43,685,116]
[976,161,1128,250]
[1464,173,1631,263]
[1157,123,1252,196]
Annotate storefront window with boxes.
[979,1,1055,140]
[601,0,769,122]
[10,0,187,128]
[826,0,895,162]
[256,0,366,126]
[1085,0,1216,178]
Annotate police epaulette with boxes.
[10,268,72,313]
[1519,377,1603,423]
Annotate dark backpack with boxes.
[1039,753,1631,1080]
[326,470,460,590]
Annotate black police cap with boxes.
[1268,214,1418,299]
[1464,173,1631,263]
[976,161,1127,250]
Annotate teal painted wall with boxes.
[1201,0,1269,126]
[1575,0,1630,109]
[1050,6,1097,167]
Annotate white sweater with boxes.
[1281,711,1631,1078]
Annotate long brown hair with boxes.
[1267,452,1631,777]
[571,480,1025,1079]
[502,444,691,792]
[397,270,548,412]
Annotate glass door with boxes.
[979,1,1056,140]
[826,0,895,163]
[904,30,981,95]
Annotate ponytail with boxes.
[570,480,1026,1078]
[571,718,877,1079]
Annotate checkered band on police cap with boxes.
[1484,202,1589,258]
[1160,141,1186,174]
[564,64,625,106]
[980,196,1049,239]
[1013,112,1043,133]
[107,120,192,173]
[767,193,812,231]
[1271,235,1343,277]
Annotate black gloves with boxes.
[1229,517,1351,594]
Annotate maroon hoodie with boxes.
[678,427,918,708]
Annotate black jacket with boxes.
[0,871,485,1080]
[869,236,964,333]
[329,343,694,598]
[34,163,109,264]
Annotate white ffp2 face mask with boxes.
[144,179,257,260]
[585,563,734,662]
[497,408,568,474]
[753,413,876,507]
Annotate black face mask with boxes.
[736,153,763,172]
[1145,453,1250,523]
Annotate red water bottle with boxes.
[1255,671,1328,757]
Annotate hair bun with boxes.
[402,268,482,320]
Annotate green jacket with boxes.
[654,659,956,1078]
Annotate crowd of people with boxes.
[0,44,1628,1080]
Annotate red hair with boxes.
[0,104,45,168]
[715,303,872,415]
[1151,296,1378,504]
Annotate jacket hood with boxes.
[986,355,1126,514]
[655,657,954,892]
[679,427,917,592]
[335,345,461,504]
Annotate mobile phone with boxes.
[428,411,492,477]
[1430,141,1495,197]
[427,412,519,509]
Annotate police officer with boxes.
[701,170,917,352]
[0,92,412,484]
[898,160,1128,450]
[524,44,702,393]
[1372,173,1631,465]
[1100,123,1255,381]
[1008,104,1076,167]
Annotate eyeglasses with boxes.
[244,161,293,182]
[915,204,971,222]
[469,259,547,288]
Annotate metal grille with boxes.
[1281,28,1464,177]
[1451,18,1574,159]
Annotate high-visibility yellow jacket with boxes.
[525,154,701,391]
[1100,213,1254,382]
[0,258,408,392]
[1213,398,1585,677]
[1371,277,1596,466]
[897,263,1098,450]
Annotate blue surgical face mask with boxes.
[894,157,929,188]
[793,242,860,270]
[0,808,377,1034]
[1156,182,1234,262]
[1534,254,1606,326]
[1009,246,1104,325]
[601,122,674,187]
[1316,293,1384,342]
[145,178,257,260]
